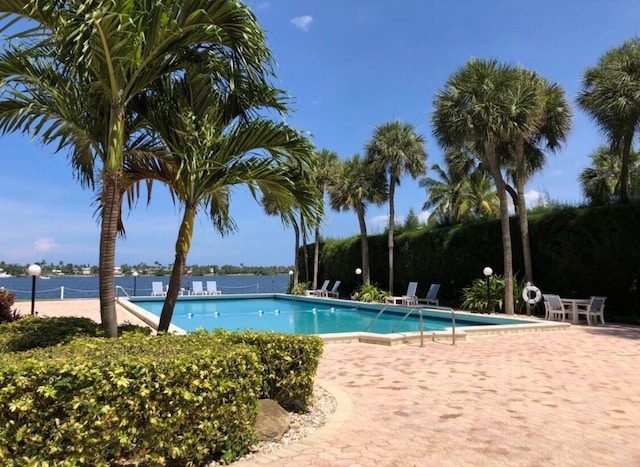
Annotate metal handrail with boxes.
[398,306,456,346]
[364,305,390,332]
[115,285,130,300]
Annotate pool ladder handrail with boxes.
[393,305,456,346]
[364,305,390,332]
[115,285,130,300]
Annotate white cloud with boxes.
[290,15,313,32]
[35,237,59,253]
[524,190,547,207]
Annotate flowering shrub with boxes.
[0,289,21,324]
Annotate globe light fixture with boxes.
[483,266,493,314]
[28,264,42,316]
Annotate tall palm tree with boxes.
[310,149,338,289]
[366,121,427,293]
[578,36,640,204]
[507,70,572,284]
[133,71,320,332]
[327,154,387,286]
[0,0,276,337]
[432,59,527,314]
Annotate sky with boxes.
[1,1,639,267]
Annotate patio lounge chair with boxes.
[325,280,341,298]
[417,283,440,306]
[577,296,606,325]
[543,294,567,321]
[309,279,330,296]
[385,282,418,306]
[206,281,222,295]
[191,281,205,295]
[151,281,166,296]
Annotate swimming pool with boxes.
[123,294,544,339]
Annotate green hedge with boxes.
[214,330,324,411]
[0,327,324,466]
[312,203,640,324]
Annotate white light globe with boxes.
[483,267,493,277]
[28,264,42,277]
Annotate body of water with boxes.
[0,275,290,300]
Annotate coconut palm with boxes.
[366,121,427,293]
[131,71,320,332]
[432,59,527,314]
[577,36,640,204]
[0,0,276,337]
[327,154,388,286]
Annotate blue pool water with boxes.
[130,294,532,335]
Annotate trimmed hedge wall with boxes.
[313,204,640,324]
[0,326,324,465]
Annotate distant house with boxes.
[81,267,92,275]
[114,267,123,277]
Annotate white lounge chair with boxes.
[191,281,205,295]
[325,280,341,298]
[577,296,606,325]
[308,280,330,297]
[543,294,567,321]
[417,283,440,306]
[206,281,222,295]
[151,281,165,296]
[385,282,418,306]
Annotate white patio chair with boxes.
[326,280,341,298]
[417,283,440,306]
[191,281,205,295]
[543,294,568,321]
[577,296,606,325]
[151,281,165,296]
[386,282,418,306]
[206,281,222,295]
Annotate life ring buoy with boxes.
[522,283,542,305]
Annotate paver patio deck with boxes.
[22,299,640,466]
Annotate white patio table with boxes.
[561,298,591,324]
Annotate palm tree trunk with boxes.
[388,181,396,294]
[313,227,320,290]
[515,138,534,287]
[99,109,127,338]
[99,170,121,338]
[356,206,371,285]
[620,133,633,204]
[158,206,195,332]
[292,223,300,287]
[484,143,515,314]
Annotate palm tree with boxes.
[578,36,640,204]
[421,148,499,225]
[310,149,338,289]
[327,154,388,286]
[507,70,572,284]
[130,71,320,332]
[0,0,276,337]
[366,121,427,293]
[579,146,640,204]
[432,59,526,314]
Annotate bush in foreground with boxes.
[0,323,324,465]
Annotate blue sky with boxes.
[1,1,639,267]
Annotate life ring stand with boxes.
[522,283,542,305]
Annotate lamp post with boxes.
[28,264,41,316]
[132,271,138,296]
[483,266,493,314]
[288,270,294,293]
